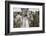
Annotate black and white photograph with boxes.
[10,4,42,32]
[5,1,45,35]
[13,8,39,28]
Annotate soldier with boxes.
[21,8,29,28]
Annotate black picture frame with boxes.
[5,1,45,35]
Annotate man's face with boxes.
[22,12,27,17]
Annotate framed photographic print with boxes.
[5,1,45,35]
